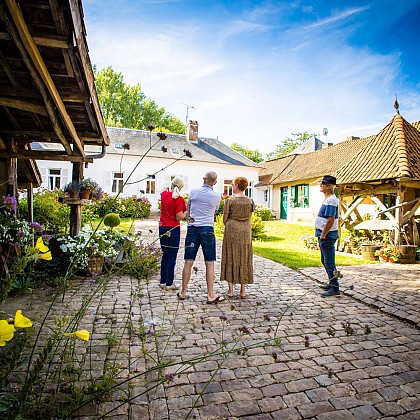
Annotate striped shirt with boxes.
[188,184,221,227]
[315,195,339,239]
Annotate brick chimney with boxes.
[346,136,360,141]
[321,142,333,149]
[187,120,199,143]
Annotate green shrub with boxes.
[94,195,151,219]
[215,197,229,218]
[214,213,265,239]
[254,205,272,221]
[251,214,265,239]
[104,213,121,230]
[19,189,70,235]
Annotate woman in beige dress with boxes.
[220,177,254,299]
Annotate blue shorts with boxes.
[184,226,216,262]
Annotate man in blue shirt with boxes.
[315,175,341,297]
[178,171,224,304]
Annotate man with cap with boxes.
[315,175,341,297]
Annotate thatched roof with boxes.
[336,113,420,183]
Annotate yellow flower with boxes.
[63,330,90,341]
[14,310,33,328]
[35,237,52,261]
[0,320,16,346]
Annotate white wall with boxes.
[36,155,263,209]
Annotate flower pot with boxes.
[396,245,417,264]
[80,191,91,199]
[83,255,104,276]
[361,244,382,261]
[379,256,389,263]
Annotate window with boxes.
[48,169,61,190]
[245,181,254,198]
[290,184,309,208]
[146,174,156,194]
[224,179,233,196]
[264,189,269,202]
[112,172,124,193]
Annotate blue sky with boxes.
[84,0,420,154]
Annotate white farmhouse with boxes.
[35,121,263,208]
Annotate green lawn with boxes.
[91,218,136,234]
[251,221,373,270]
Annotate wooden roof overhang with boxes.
[0,0,109,179]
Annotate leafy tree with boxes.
[230,143,264,163]
[265,132,317,160]
[94,66,185,134]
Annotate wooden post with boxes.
[27,183,33,223]
[395,186,404,245]
[69,162,83,237]
[7,137,18,198]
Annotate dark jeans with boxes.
[318,237,339,289]
[159,226,181,286]
[183,226,216,262]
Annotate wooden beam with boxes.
[0,97,48,116]
[402,200,420,225]
[0,150,93,163]
[340,196,364,222]
[0,31,69,48]
[371,196,396,224]
[1,86,89,102]
[5,0,85,155]
[0,3,73,155]
[0,48,20,87]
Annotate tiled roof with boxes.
[259,136,368,185]
[105,127,261,168]
[285,136,325,155]
[336,114,420,183]
[412,121,420,131]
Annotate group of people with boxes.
[158,171,341,304]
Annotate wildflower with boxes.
[263,314,270,321]
[29,222,44,232]
[304,335,310,348]
[157,132,167,140]
[219,313,228,321]
[147,124,155,131]
[239,325,251,334]
[35,237,52,261]
[14,310,33,328]
[2,194,17,212]
[0,320,15,346]
[17,230,26,239]
[63,330,90,341]
[123,142,130,150]
[183,149,193,158]
[42,233,52,243]
[161,146,168,152]
[166,373,175,381]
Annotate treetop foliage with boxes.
[230,143,264,163]
[265,132,317,160]
[94,66,185,134]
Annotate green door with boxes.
[280,187,288,219]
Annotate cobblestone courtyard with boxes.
[4,218,419,419]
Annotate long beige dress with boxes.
[220,196,254,284]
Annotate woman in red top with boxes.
[159,176,187,291]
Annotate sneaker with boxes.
[319,284,330,290]
[159,284,166,290]
[165,285,180,291]
[321,288,340,297]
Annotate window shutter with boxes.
[304,184,309,208]
[104,172,112,194]
[290,186,296,199]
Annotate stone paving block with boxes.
[202,391,232,405]
[282,391,311,407]
[351,378,385,393]
[349,404,382,419]
[398,396,420,411]
[297,401,335,418]
[271,407,301,419]
[257,396,285,412]
[330,396,362,409]
[227,399,262,417]
[261,383,288,397]
[374,401,405,416]
[304,387,334,403]
[198,403,231,419]
[377,385,409,401]
[336,369,370,383]
[285,378,318,393]
[316,409,357,419]
[272,369,304,383]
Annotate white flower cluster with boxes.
[58,226,122,268]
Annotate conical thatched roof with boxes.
[336,114,420,183]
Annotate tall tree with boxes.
[230,143,264,163]
[94,66,185,134]
[265,132,317,160]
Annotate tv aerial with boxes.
[180,102,196,127]
[323,128,328,142]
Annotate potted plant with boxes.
[63,180,81,198]
[375,245,401,263]
[80,178,99,199]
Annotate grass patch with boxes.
[229,220,372,270]
[91,218,136,234]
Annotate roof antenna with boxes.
[394,94,399,114]
[180,102,196,127]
